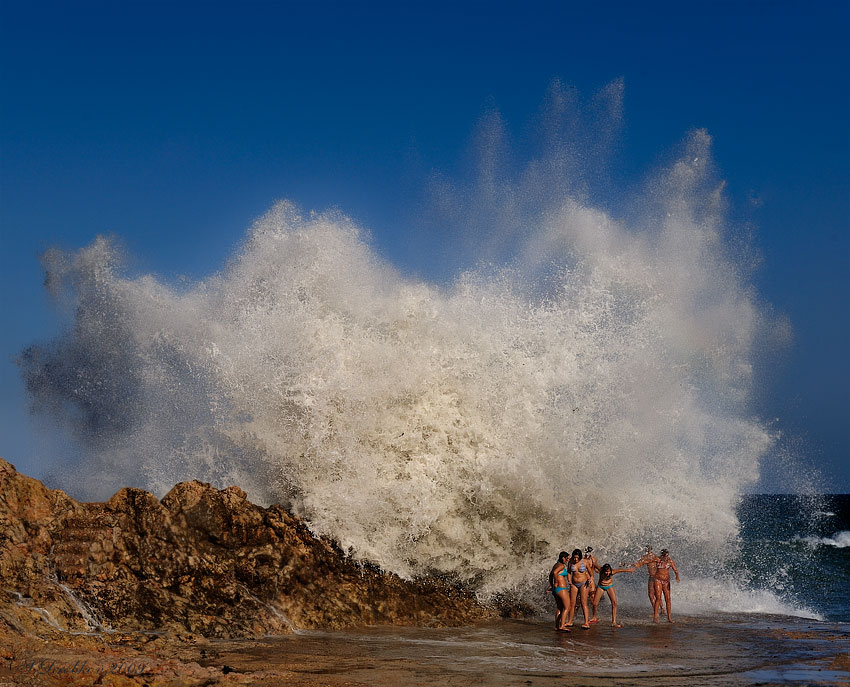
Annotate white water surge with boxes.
[21,83,781,606]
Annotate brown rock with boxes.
[0,457,493,642]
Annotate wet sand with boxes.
[3,614,847,686]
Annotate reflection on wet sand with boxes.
[2,614,846,686]
[194,615,849,687]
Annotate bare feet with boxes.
[581,623,590,629]
[612,623,622,628]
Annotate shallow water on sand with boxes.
[199,615,850,686]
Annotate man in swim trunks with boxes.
[652,548,680,623]
[632,545,660,614]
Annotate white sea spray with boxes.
[20,82,786,609]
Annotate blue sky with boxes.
[1,0,848,491]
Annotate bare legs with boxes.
[593,587,621,627]
[567,584,591,628]
[609,587,620,626]
[652,580,673,623]
[661,580,672,622]
[647,574,656,614]
[553,594,561,629]
[589,583,599,623]
[554,589,571,630]
[652,580,661,622]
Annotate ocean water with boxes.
[736,493,850,623]
[17,82,836,627]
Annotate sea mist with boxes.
[20,81,787,611]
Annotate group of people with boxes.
[547,545,680,631]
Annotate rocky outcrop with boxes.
[0,457,493,640]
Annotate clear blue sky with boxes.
[1,1,848,491]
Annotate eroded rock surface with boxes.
[0,457,493,642]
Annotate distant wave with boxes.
[814,511,836,518]
[673,578,822,620]
[799,531,850,549]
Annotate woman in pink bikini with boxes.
[652,548,680,623]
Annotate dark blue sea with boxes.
[737,494,850,622]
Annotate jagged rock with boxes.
[0,457,493,640]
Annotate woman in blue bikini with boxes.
[590,563,635,627]
[566,549,593,629]
[547,551,572,631]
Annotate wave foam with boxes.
[800,531,850,549]
[20,83,780,605]
[672,578,822,620]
